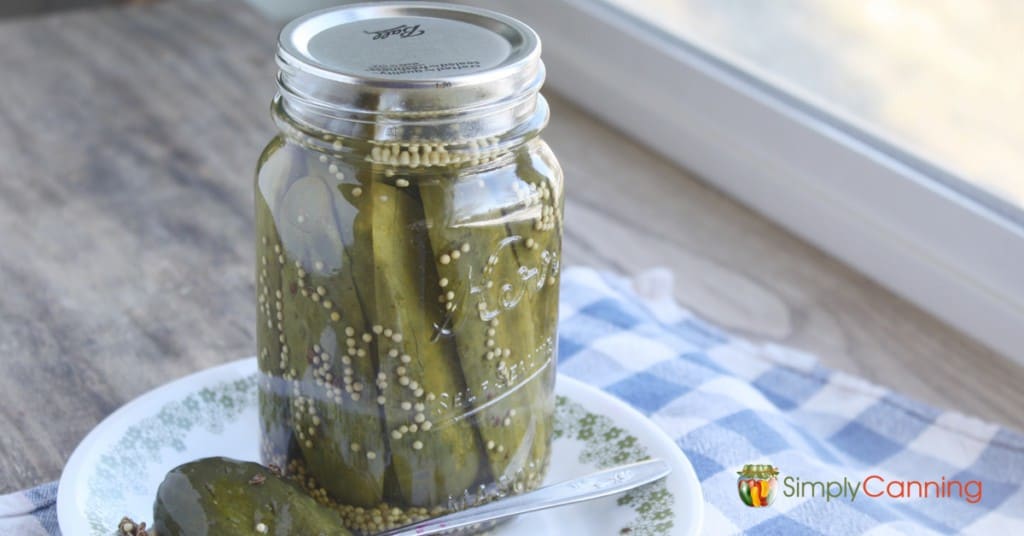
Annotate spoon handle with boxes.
[377,459,671,536]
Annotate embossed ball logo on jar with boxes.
[737,464,779,508]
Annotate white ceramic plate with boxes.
[58,358,702,535]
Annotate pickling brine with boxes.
[255,4,563,534]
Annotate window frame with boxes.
[468,0,1024,362]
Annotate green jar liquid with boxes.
[255,98,563,533]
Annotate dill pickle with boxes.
[152,457,352,536]
[257,160,388,509]
[367,179,483,506]
[417,152,556,492]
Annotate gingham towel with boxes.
[3,267,1022,535]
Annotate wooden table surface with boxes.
[1,1,1021,493]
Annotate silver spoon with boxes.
[376,459,671,536]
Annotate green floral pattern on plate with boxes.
[84,376,676,534]
[553,396,675,535]
[85,377,257,533]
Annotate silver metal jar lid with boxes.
[276,2,544,118]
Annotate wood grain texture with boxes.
[0,0,136,19]
[0,0,1020,493]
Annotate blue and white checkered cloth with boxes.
[3,267,1022,535]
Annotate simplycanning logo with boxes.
[737,465,780,507]
[737,464,983,507]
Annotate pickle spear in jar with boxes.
[260,172,389,508]
[369,178,484,507]
[417,159,552,491]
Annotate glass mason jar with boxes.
[254,3,563,533]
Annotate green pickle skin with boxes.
[255,112,562,533]
[152,457,353,536]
